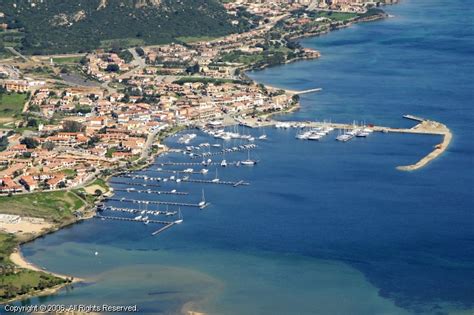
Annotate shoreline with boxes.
[9,249,84,283]
[4,2,409,305]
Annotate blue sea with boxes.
[9,0,474,314]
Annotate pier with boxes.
[403,114,426,122]
[106,197,208,209]
[292,87,322,95]
[99,206,178,216]
[95,214,174,225]
[157,161,240,167]
[109,181,161,188]
[181,178,249,186]
[113,188,188,195]
[116,174,162,181]
[151,223,176,236]
[189,145,257,159]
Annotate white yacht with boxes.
[198,189,207,208]
[241,150,257,166]
[308,133,322,141]
[211,169,220,182]
[221,159,228,167]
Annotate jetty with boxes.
[181,178,249,186]
[116,174,162,181]
[95,214,174,225]
[99,206,178,217]
[157,161,241,167]
[292,87,322,95]
[109,181,161,188]
[106,197,209,209]
[113,188,188,195]
[189,145,257,159]
[151,223,176,236]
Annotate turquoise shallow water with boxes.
[7,0,474,314]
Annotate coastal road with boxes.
[140,129,161,161]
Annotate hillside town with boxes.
[0,0,390,195]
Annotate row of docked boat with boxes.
[178,133,197,144]
[201,127,267,141]
[296,126,335,141]
[336,127,373,142]
[98,205,178,217]
[275,121,309,129]
[199,144,257,157]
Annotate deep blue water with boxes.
[9,0,474,314]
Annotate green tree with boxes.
[106,64,120,73]
[62,121,85,132]
[20,137,39,149]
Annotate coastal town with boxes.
[4,0,456,306]
[0,0,395,198]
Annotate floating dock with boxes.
[151,223,176,236]
[109,181,161,188]
[116,174,162,181]
[99,206,178,216]
[181,178,249,187]
[95,214,174,225]
[157,161,240,167]
[106,197,208,209]
[189,145,257,159]
[113,188,188,195]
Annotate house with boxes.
[46,173,66,190]
[2,80,29,92]
[0,177,22,193]
[20,175,39,191]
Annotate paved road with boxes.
[140,129,160,160]
[5,47,29,61]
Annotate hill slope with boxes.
[0,0,249,54]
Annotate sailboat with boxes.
[174,208,183,224]
[221,148,227,167]
[241,150,257,166]
[211,169,220,182]
[198,189,207,208]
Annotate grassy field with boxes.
[52,56,84,64]
[0,191,85,223]
[0,233,16,264]
[100,38,145,50]
[0,92,28,121]
[73,178,110,203]
[317,11,357,22]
